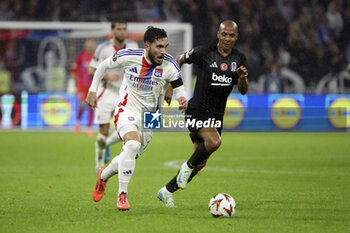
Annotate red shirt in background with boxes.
[70,51,94,101]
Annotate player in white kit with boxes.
[88,20,138,170]
[86,26,188,210]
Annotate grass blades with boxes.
[0,131,349,233]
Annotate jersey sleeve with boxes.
[89,44,104,68]
[166,56,184,88]
[169,72,183,88]
[88,51,125,92]
[104,51,125,69]
[183,46,203,64]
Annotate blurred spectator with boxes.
[68,39,96,137]
[179,0,211,45]
[316,15,332,49]
[326,0,343,38]
[12,0,25,21]
[104,0,136,22]
[0,40,17,93]
[240,42,262,82]
[264,62,285,93]
[261,4,288,47]
[259,38,274,68]
[0,0,14,20]
[276,43,291,67]
[309,0,325,16]
[339,7,350,54]
[290,40,319,86]
[135,0,161,22]
[161,0,183,22]
[325,39,346,75]
[277,0,295,23]
[313,44,328,86]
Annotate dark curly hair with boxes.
[144,26,168,44]
[111,19,127,29]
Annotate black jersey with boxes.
[184,43,247,115]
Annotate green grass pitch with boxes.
[0,131,349,233]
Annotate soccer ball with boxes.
[208,193,236,218]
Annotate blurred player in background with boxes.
[67,38,95,137]
[157,20,249,207]
[86,26,188,210]
[88,20,138,170]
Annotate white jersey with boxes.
[90,48,181,113]
[89,39,138,89]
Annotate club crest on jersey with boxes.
[112,52,118,62]
[154,69,163,77]
[220,63,228,71]
[231,62,237,71]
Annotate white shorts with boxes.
[115,107,153,158]
[94,83,120,124]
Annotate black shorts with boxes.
[185,106,223,143]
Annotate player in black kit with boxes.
[157,20,249,207]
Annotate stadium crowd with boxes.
[0,0,349,93]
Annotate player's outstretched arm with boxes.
[88,67,96,78]
[86,58,112,109]
[85,91,97,110]
[176,54,186,68]
[89,65,120,82]
[172,84,187,112]
[237,65,248,95]
[164,83,173,106]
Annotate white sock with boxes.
[95,133,106,169]
[118,140,141,194]
[106,131,121,147]
[100,155,120,181]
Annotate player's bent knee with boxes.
[206,138,221,152]
[125,140,141,151]
[213,139,222,150]
[123,140,141,158]
[99,124,110,135]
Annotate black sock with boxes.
[187,142,210,168]
[165,144,211,193]
[166,171,180,193]
[166,169,201,193]
[187,170,198,183]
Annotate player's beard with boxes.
[115,36,125,43]
[148,50,163,66]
